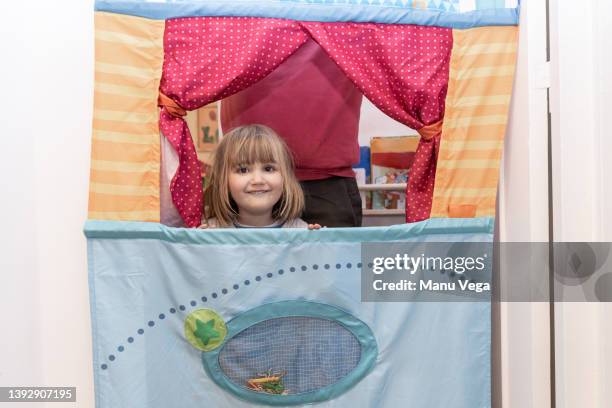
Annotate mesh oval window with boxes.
[218,316,361,395]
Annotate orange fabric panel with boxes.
[450,103,511,118]
[431,195,498,218]
[95,39,157,67]
[442,148,504,161]
[88,12,164,222]
[458,52,517,68]
[95,12,163,38]
[90,139,159,164]
[94,91,154,113]
[95,71,158,90]
[88,194,159,222]
[451,76,514,98]
[89,192,158,211]
[431,26,518,219]
[437,124,508,141]
[448,204,477,218]
[435,168,500,189]
[453,25,518,43]
[92,119,157,136]
[90,169,155,186]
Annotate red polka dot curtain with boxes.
[159,17,310,227]
[300,23,451,222]
[159,17,451,226]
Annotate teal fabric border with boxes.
[94,1,519,28]
[87,240,102,408]
[200,301,378,406]
[84,217,495,245]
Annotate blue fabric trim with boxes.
[87,240,102,408]
[201,300,378,406]
[83,217,495,245]
[94,1,519,28]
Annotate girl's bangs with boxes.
[230,135,279,166]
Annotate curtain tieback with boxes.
[417,120,443,140]
[158,92,187,118]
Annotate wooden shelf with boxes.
[363,209,405,216]
[358,183,407,191]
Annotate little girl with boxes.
[200,125,320,229]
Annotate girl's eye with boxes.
[237,166,249,174]
[264,165,276,172]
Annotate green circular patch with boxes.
[184,309,227,352]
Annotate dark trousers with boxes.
[300,177,362,227]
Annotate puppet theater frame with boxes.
[85,1,520,407]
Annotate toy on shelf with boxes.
[370,135,419,210]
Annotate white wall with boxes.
[1,1,95,407]
[596,2,612,403]
[357,99,417,145]
[497,1,551,407]
[0,2,45,395]
[550,1,612,407]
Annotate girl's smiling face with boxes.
[204,125,304,227]
[228,162,283,224]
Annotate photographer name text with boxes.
[371,253,490,293]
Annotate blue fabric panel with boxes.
[86,219,492,407]
[94,0,519,28]
[84,216,494,242]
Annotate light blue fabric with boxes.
[86,218,492,407]
[84,216,494,243]
[94,0,519,28]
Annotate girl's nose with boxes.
[251,169,265,183]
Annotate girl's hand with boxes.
[308,223,322,230]
[198,223,209,229]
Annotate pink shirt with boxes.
[221,39,362,181]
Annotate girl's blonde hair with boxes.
[204,124,304,227]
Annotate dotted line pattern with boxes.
[99,261,363,370]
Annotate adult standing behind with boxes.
[221,38,363,227]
